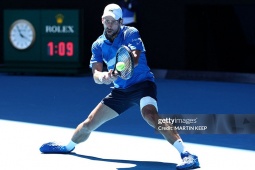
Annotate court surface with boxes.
[1,73,255,170]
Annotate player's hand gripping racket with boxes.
[112,45,134,80]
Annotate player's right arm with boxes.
[92,62,116,85]
[92,62,103,84]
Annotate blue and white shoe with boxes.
[40,142,74,154]
[176,151,200,170]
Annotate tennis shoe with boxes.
[176,151,200,170]
[39,142,74,154]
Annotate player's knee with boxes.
[141,106,157,119]
[140,96,158,112]
[141,105,159,127]
[140,96,158,123]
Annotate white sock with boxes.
[173,139,186,154]
[65,140,77,151]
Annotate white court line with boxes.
[0,119,254,170]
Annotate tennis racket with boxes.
[112,45,134,80]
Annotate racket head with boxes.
[113,45,134,80]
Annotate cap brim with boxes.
[102,12,119,20]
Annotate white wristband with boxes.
[98,74,104,82]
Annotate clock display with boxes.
[47,41,74,57]
[9,19,36,50]
[5,9,81,72]
[42,37,78,62]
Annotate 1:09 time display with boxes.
[42,38,78,62]
[47,41,74,57]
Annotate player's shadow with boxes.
[70,152,177,170]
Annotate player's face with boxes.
[102,16,122,39]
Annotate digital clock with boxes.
[47,41,74,57]
[42,37,79,62]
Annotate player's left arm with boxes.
[131,49,140,67]
[125,27,144,67]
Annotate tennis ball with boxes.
[116,62,126,71]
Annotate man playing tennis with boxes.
[40,3,200,170]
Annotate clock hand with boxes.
[22,35,32,42]
[17,25,32,42]
[16,25,24,38]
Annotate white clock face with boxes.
[9,19,36,50]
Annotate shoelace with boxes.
[182,155,195,164]
[48,142,65,151]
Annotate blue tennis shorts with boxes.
[102,80,157,114]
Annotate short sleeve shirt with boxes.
[90,26,154,89]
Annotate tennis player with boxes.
[40,3,200,170]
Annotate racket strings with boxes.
[117,48,133,79]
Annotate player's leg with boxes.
[71,102,118,144]
[140,102,181,143]
[40,102,118,153]
[65,87,136,151]
[138,81,200,170]
[140,99,200,169]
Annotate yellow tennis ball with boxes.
[116,62,126,71]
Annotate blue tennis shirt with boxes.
[90,26,154,89]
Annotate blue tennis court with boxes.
[1,73,255,170]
